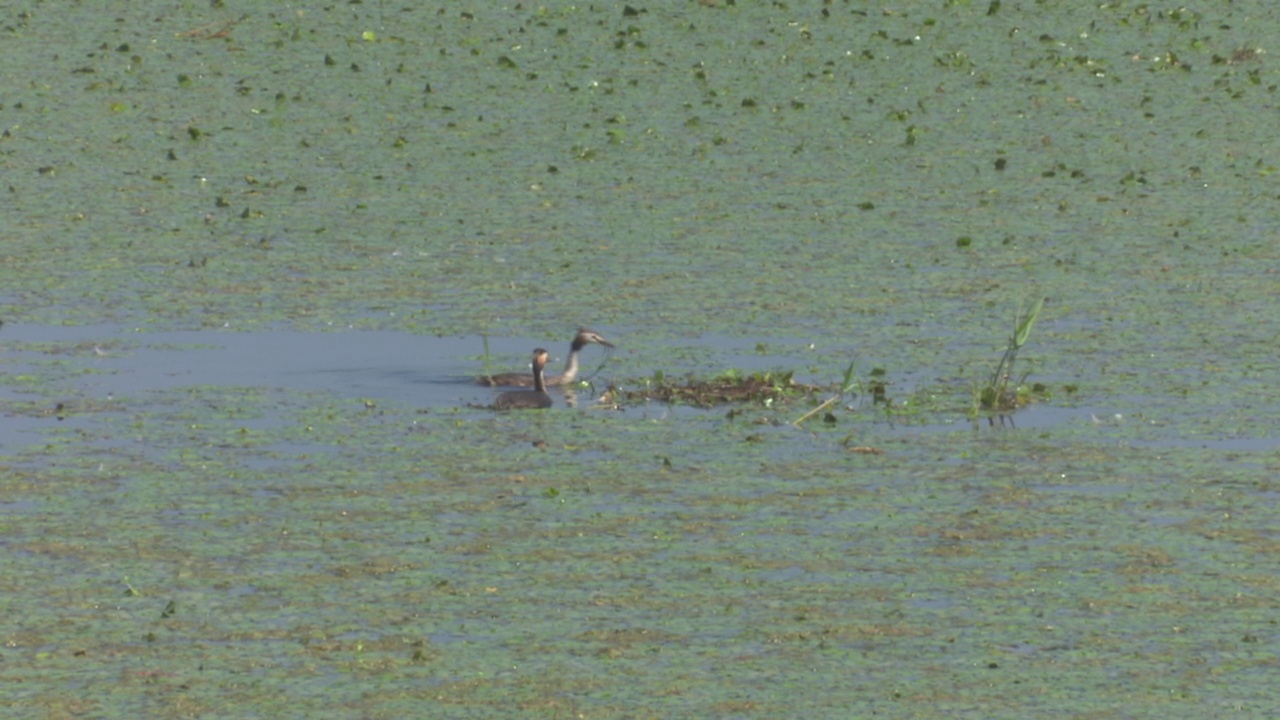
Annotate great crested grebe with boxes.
[480,328,614,387]
[493,348,554,410]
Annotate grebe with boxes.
[480,328,614,387]
[493,349,554,410]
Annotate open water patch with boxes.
[5,323,1277,453]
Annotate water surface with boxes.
[2,2,1279,717]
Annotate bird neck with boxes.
[533,362,547,393]
[560,347,581,382]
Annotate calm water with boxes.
[2,3,1279,717]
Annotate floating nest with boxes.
[616,370,827,407]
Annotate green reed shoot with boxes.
[979,297,1044,412]
[794,356,858,426]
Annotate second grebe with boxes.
[493,348,553,410]
[480,328,614,387]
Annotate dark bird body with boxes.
[494,348,554,410]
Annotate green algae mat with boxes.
[3,3,1279,718]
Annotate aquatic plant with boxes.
[792,357,859,426]
[974,297,1045,414]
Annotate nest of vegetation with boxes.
[616,370,827,407]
